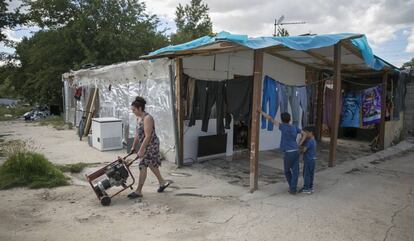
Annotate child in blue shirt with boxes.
[300,126,317,194]
[260,110,306,194]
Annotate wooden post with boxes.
[315,71,324,142]
[249,50,264,192]
[379,72,388,150]
[328,43,342,167]
[168,65,180,166]
[175,58,184,167]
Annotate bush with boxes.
[0,152,69,189]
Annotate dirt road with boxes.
[1,121,413,241]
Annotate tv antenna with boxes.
[274,15,306,36]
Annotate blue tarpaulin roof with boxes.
[146,31,395,71]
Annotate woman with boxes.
[126,96,170,199]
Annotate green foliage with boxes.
[1,0,26,43]
[0,105,31,121]
[3,0,169,106]
[0,151,68,189]
[170,0,213,44]
[402,57,414,69]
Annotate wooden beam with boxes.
[315,71,324,141]
[328,43,342,167]
[175,58,184,167]
[342,40,364,60]
[304,50,333,66]
[379,72,388,150]
[249,49,264,193]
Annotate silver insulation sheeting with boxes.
[62,59,175,159]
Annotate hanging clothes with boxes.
[278,82,288,113]
[186,77,196,121]
[297,86,308,127]
[74,87,82,100]
[189,79,231,134]
[323,87,333,129]
[226,76,253,123]
[362,86,382,126]
[285,86,300,127]
[340,91,361,128]
[393,71,409,119]
[261,76,279,131]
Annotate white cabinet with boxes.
[92,117,123,151]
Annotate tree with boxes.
[402,57,414,69]
[23,0,168,65]
[170,0,213,44]
[1,0,25,42]
[3,0,169,106]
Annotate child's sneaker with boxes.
[310,188,314,193]
[299,188,312,194]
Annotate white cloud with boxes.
[406,28,414,53]
[3,29,22,42]
[143,0,414,46]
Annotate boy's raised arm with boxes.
[258,109,280,127]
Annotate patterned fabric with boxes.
[136,113,161,168]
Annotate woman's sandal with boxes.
[127,192,143,199]
[157,182,171,193]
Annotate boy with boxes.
[260,110,306,194]
[299,126,317,194]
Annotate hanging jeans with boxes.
[278,82,288,113]
[216,81,228,134]
[286,86,301,127]
[261,76,279,131]
[297,86,308,127]
[189,80,229,134]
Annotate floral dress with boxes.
[136,113,161,169]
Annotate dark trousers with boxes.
[189,80,228,134]
[283,151,300,192]
[303,159,315,190]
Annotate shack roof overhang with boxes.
[140,32,398,76]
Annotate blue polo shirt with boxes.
[303,138,317,162]
[279,123,301,152]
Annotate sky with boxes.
[2,0,414,67]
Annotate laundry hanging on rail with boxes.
[261,76,279,131]
[225,76,253,123]
[393,70,409,119]
[261,75,308,130]
[340,91,361,128]
[186,76,250,134]
[361,86,382,126]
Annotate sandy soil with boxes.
[0,121,413,241]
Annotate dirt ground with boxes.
[1,120,413,241]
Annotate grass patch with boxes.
[0,105,31,121]
[0,139,68,189]
[0,152,69,189]
[37,116,72,130]
[55,162,91,173]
